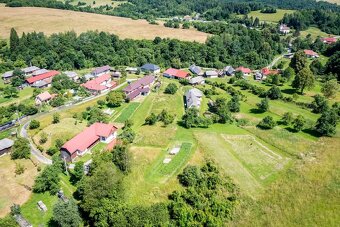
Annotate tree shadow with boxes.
[48,219,58,227]
[302,128,321,137]
[281,88,297,95]
[249,108,265,114]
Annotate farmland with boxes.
[0,7,209,42]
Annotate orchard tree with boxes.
[3,86,18,98]
[52,113,60,124]
[321,79,338,99]
[29,119,40,129]
[53,199,82,227]
[227,95,240,112]
[266,85,282,100]
[257,98,269,112]
[310,94,329,114]
[106,91,125,107]
[145,113,158,125]
[282,67,295,81]
[258,116,276,129]
[281,112,294,125]
[11,138,30,160]
[315,109,338,136]
[293,115,306,132]
[164,83,178,94]
[292,67,315,94]
[290,50,307,73]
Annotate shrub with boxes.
[47,147,59,156]
[164,83,178,94]
[29,119,40,129]
[257,98,269,112]
[281,112,294,125]
[258,116,276,129]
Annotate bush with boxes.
[257,98,269,112]
[145,113,158,125]
[293,115,306,132]
[11,138,30,160]
[39,132,48,144]
[281,112,294,125]
[164,83,178,94]
[47,147,59,156]
[258,116,276,129]
[266,85,282,100]
[29,119,40,129]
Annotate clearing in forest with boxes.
[0,7,209,42]
[247,9,295,23]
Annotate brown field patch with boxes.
[0,7,209,42]
[0,155,38,217]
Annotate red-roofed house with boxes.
[35,91,54,105]
[256,68,280,80]
[320,37,337,45]
[236,66,252,76]
[61,122,118,162]
[163,68,190,79]
[26,70,60,87]
[304,49,319,58]
[82,74,116,94]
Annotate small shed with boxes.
[37,200,48,212]
[0,138,14,156]
[169,147,180,155]
[205,70,219,78]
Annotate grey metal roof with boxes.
[189,64,203,75]
[92,65,111,75]
[32,69,49,76]
[185,88,203,108]
[32,80,47,88]
[2,71,13,78]
[205,70,218,76]
[189,76,205,84]
[141,63,160,71]
[0,138,14,150]
[64,71,78,78]
[84,74,94,81]
[224,66,235,75]
[22,66,40,73]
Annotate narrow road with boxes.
[267,55,283,69]
[18,81,128,165]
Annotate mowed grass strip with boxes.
[0,7,209,42]
[145,143,193,183]
[114,102,140,123]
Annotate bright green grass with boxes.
[247,10,295,23]
[300,27,333,40]
[114,102,140,123]
[0,86,34,106]
[21,173,76,226]
[145,142,193,183]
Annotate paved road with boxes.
[18,81,128,165]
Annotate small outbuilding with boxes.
[140,63,160,74]
[189,76,205,85]
[0,138,14,156]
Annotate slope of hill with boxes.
[0,7,209,42]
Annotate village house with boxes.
[185,88,203,109]
[140,63,160,74]
[0,138,14,156]
[304,49,319,58]
[64,71,79,81]
[61,122,118,162]
[223,66,235,76]
[26,70,60,88]
[205,70,219,78]
[279,24,290,34]
[112,71,122,78]
[22,66,40,76]
[189,76,205,85]
[189,64,204,76]
[255,68,279,80]
[320,37,337,45]
[82,74,116,94]
[35,91,54,105]
[163,68,190,79]
[2,71,14,82]
[32,69,49,77]
[125,67,139,74]
[91,65,111,77]
[236,66,252,76]
[123,75,155,101]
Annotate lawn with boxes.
[20,173,76,226]
[0,86,34,106]
[145,142,194,183]
[0,7,208,42]
[0,155,38,217]
[114,102,140,123]
[300,27,334,39]
[247,9,295,23]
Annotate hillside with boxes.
[0,6,209,42]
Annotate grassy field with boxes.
[0,7,208,42]
[300,27,334,39]
[114,102,140,123]
[0,155,38,217]
[67,0,126,8]
[247,10,295,23]
[0,86,34,106]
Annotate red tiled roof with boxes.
[36,91,52,101]
[236,66,251,74]
[321,37,337,44]
[62,122,117,155]
[261,68,279,76]
[304,49,318,56]
[82,74,112,91]
[163,68,189,79]
[26,70,60,84]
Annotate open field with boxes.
[114,102,140,123]
[300,27,334,39]
[233,137,340,226]
[0,155,38,217]
[247,10,295,23]
[67,0,127,8]
[0,7,209,42]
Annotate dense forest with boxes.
[0,25,285,72]
[281,9,340,35]
[1,0,339,21]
